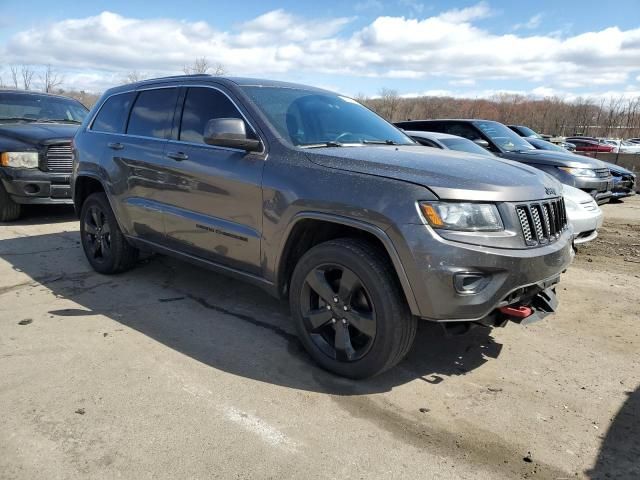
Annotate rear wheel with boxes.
[289,238,417,379]
[80,192,138,274]
[0,183,21,222]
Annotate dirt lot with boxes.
[1,197,638,480]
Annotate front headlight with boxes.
[0,151,39,169]
[419,202,503,231]
[558,167,597,177]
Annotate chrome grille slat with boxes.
[45,144,73,172]
[515,198,567,247]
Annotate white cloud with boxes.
[513,13,543,31]
[1,4,639,97]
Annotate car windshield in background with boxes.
[474,121,535,152]
[517,126,541,138]
[529,138,569,152]
[0,93,88,124]
[439,137,493,156]
[242,86,414,147]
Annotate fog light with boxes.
[453,272,490,294]
[23,183,40,194]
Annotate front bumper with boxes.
[395,225,574,322]
[567,206,603,245]
[611,176,637,198]
[0,167,73,205]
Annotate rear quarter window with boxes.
[91,92,135,133]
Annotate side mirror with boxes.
[473,139,490,149]
[203,118,262,152]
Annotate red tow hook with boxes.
[499,305,533,318]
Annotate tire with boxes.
[289,238,417,379]
[80,192,138,274]
[0,182,21,222]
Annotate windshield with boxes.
[517,126,541,138]
[242,86,414,147]
[439,137,494,156]
[474,121,535,152]
[0,93,88,123]
[529,138,568,152]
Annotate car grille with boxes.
[595,168,610,178]
[44,143,73,172]
[515,198,568,246]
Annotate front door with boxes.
[160,86,265,275]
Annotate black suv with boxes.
[72,76,573,378]
[0,90,89,220]
[396,119,613,204]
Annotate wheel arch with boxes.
[275,212,420,316]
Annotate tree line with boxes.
[363,89,640,139]
[2,63,640,139]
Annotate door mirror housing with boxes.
[203,118,262,152]
[473,139,490,149]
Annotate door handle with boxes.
[107,142,124,150]
[167,151,189,161]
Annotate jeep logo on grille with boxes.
[545,187,557,196]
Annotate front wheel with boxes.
[289,238,417,379]
[80,192,138,274]
[0,182,21,222]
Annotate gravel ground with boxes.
[0,196,638,480]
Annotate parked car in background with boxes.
[405,130,494,156]
[72,75,574,378]
[508,124,542,138]
[395,119,614,204]
[603,162,637,199]
[563,185,603,245]
[565,137,615,153]
[0,90,89,221]
[627,138,640,144]
[601,139,640,154]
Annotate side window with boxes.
[127,88,179,139]
[179,87,255,145]
[444,123,481,141]
[91,92,135,133]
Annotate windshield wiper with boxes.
[36,118,82,124]
[362,139,402,145]
[0,116,38,123]
[299,141,344,149]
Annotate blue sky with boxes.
[1,1,639,99]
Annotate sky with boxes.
[1,0,639,100]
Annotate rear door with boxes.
[114,87,180,243]
[160,85,265,274]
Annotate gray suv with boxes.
[72,75,573,378]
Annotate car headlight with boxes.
[558,167,597,177]
[419,202,503,231]
[0,151,39,169]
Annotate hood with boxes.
[0,123,79,148]
[500,149,608,169]
[563,184,596,204]
[305,145,563,202]
[602,161,635,176]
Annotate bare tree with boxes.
[122,70,144,84]
[39,64,64,93]
[183,57,226,76]
[20,65,35,90]
[377,88,401,121]
[9,65,19,89]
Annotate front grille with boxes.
[44,143,73,172]
[595,168,610,178]
[516,198,568,246]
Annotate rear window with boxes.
[127,88,179,139]
[91,92,135,133]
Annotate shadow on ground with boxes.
[0,229,502,396]
[587,386,640,479]
[0,204,76,226]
